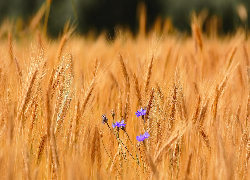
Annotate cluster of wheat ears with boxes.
[1,13,250,180]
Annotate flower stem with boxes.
[106,122,140,166]
[123,129,140,166]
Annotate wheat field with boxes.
[0,12,250,180]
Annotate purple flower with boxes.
[136,134,145,141]
[143,132,150,139]
[135,108,146,117]
[112,120,126,128]
[136,132,150,142]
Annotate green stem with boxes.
[123,129,140,166]
[101,138,121,176]
[106,123,140,166]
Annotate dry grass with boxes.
[1,13,250,180]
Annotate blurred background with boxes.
[0,0,249,38]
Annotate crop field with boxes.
[0,13,250,179]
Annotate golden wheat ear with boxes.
[191,12,203,52]
[8,32,22,84]
[132,71,142,107]
[17,68,38,130]
[144,55,154,95]
[56,22,76,64]
[36,133,47,166]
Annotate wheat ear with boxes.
[17,68,38,129]
[75,78,95,143]
[243,44,249,66]
[132,72,142,107]
[8,32,22,82]
[184,152,192,180]
[191,13,203,51]
[36,133,47,166]
[144,55,154,95]
[169,85,177,131]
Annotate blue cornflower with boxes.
[143,132,150,139]
[112,120,126,128]
[136,134,145,141]
[135,108,146,117]
[136,132,150,142]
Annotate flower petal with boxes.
[144,132,150,139]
